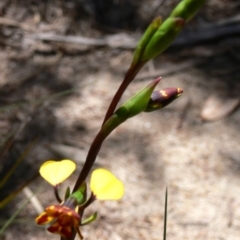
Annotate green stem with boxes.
[102,62,145,125]
[73,62,145,192]
[73,130,105,192]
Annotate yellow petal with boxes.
[90,169,124,200]
[35,212,55,225]
[39,160,76,185]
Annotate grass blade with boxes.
[163,187,168,240]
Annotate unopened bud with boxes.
[132,17,162,66]
[170,0,206,23]
[102,78,161,135]
[144,88,183,112]
[141,17,185,62]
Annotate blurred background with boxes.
[0,0,240,239]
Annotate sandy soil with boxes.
[0,1,240,240]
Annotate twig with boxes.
[27,32,138,49]
[26,14,240,52]
[28,33,106,46]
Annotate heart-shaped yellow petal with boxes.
[90,169,124,200]
[39,160,76,185]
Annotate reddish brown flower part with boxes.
[36,205,83,239]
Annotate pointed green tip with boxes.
[81,212,98,226]
[141,17,185,62]
[132,17,162,66]
[115,76,161,119]
[170,0,206,22]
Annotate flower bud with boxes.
[144,87,183,112]
[116,77,161,118]
[132,17,162,66]
[131,0,205,64]
[102,78,161,135]
[170,0,206,23]
[141,17,185,62]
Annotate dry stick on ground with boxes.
[1,13,240,50]
[26,14,240,51]
[27,32,138,49]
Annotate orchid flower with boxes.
[36,160,124,239]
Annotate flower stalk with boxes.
[35,1,206,239]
